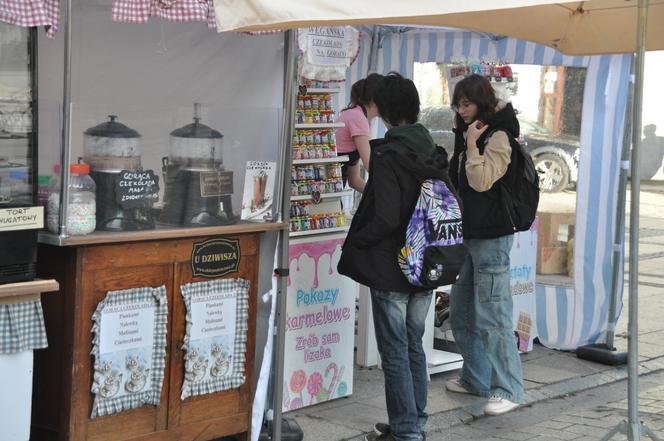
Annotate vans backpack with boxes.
[498,131,540,232]
[398,178,468,288]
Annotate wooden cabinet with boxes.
[32,231,261,441]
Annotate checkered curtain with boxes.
[0,300,48,354]
[0,0,60,37]
[112,0,217,29]
[90,286,168,419]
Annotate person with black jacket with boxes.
[339,72,450,441]
[446,74,524,416]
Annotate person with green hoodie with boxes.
[338,72,451,441]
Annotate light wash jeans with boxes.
[450,235,524,403]
[371,289,432,441]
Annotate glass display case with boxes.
[37,1,286,242]
[0,23,39,283]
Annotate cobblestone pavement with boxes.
[425,370,664,441]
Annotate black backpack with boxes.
[492,131,540,232]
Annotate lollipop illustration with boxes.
[307,371,323,404]
[289,397,303,410]
[317,362,339,402]
[330,365,345,398]
[336,381,348,397]
[290,369,307,403]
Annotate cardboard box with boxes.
[537,246,568,275]
[537,211,575,248]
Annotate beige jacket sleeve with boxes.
[465,131,512,192]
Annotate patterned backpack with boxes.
[398,179,468,288]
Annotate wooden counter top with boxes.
[0,279,59,299]
[38,221,288,246]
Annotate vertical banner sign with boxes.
[283,235,356,412]
[180,278,250,399]
[90,286,168,418]
[510,218,539,353]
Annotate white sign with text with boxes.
[100,302,156,355]
[190,292,237,341]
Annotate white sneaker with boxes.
[445,378,471,394]
[484,396,519,416]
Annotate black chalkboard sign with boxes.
[115,170,160,208]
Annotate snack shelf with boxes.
[290,190,354,202]
[302,88,342,94]
[294,123,345,130]
[289,226,350,237]
[292,155,349,165]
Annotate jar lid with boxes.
[70,163,90,174]
[170,120,223,139]
[84,115,141,139]
[170,104,223,139]
[38,175,51,184]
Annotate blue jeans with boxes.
[371,289,432,441]
[450,235,524,403]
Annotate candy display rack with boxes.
[289,85,351,238]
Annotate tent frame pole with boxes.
[601,0,661,440]
[271,29,298,441]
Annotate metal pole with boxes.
[58,0,73,238]
[272,29,298,441]
[607,71,634,350]
[368,25,381,73]
[627,0,648,439]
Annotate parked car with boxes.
[419,107,580,192]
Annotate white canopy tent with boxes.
[213,0,664,54]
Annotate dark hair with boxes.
[452,74,498,130]
[344,73,384,116]
[373,72,420,127]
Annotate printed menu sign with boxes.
[90,286,167,419]
[100,302,156,355]
[180,279,250,399]
[190,291,237,341]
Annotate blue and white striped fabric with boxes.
[347,29,631,350]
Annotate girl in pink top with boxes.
[335,73,383,192]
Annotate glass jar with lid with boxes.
[47,163,97,235]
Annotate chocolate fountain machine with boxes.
[160,105,235,227]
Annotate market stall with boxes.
[14,3,289,440]
[345,27,631,351]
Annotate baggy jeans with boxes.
[371,288,432,441]
[449,235,524,403]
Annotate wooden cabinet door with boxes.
[166,234,258,440]
[76,248,174,441]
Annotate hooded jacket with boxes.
[338,123,451,293]
[450,102,521,239]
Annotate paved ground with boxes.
[429,370,664,441]
[285,187,664,441]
